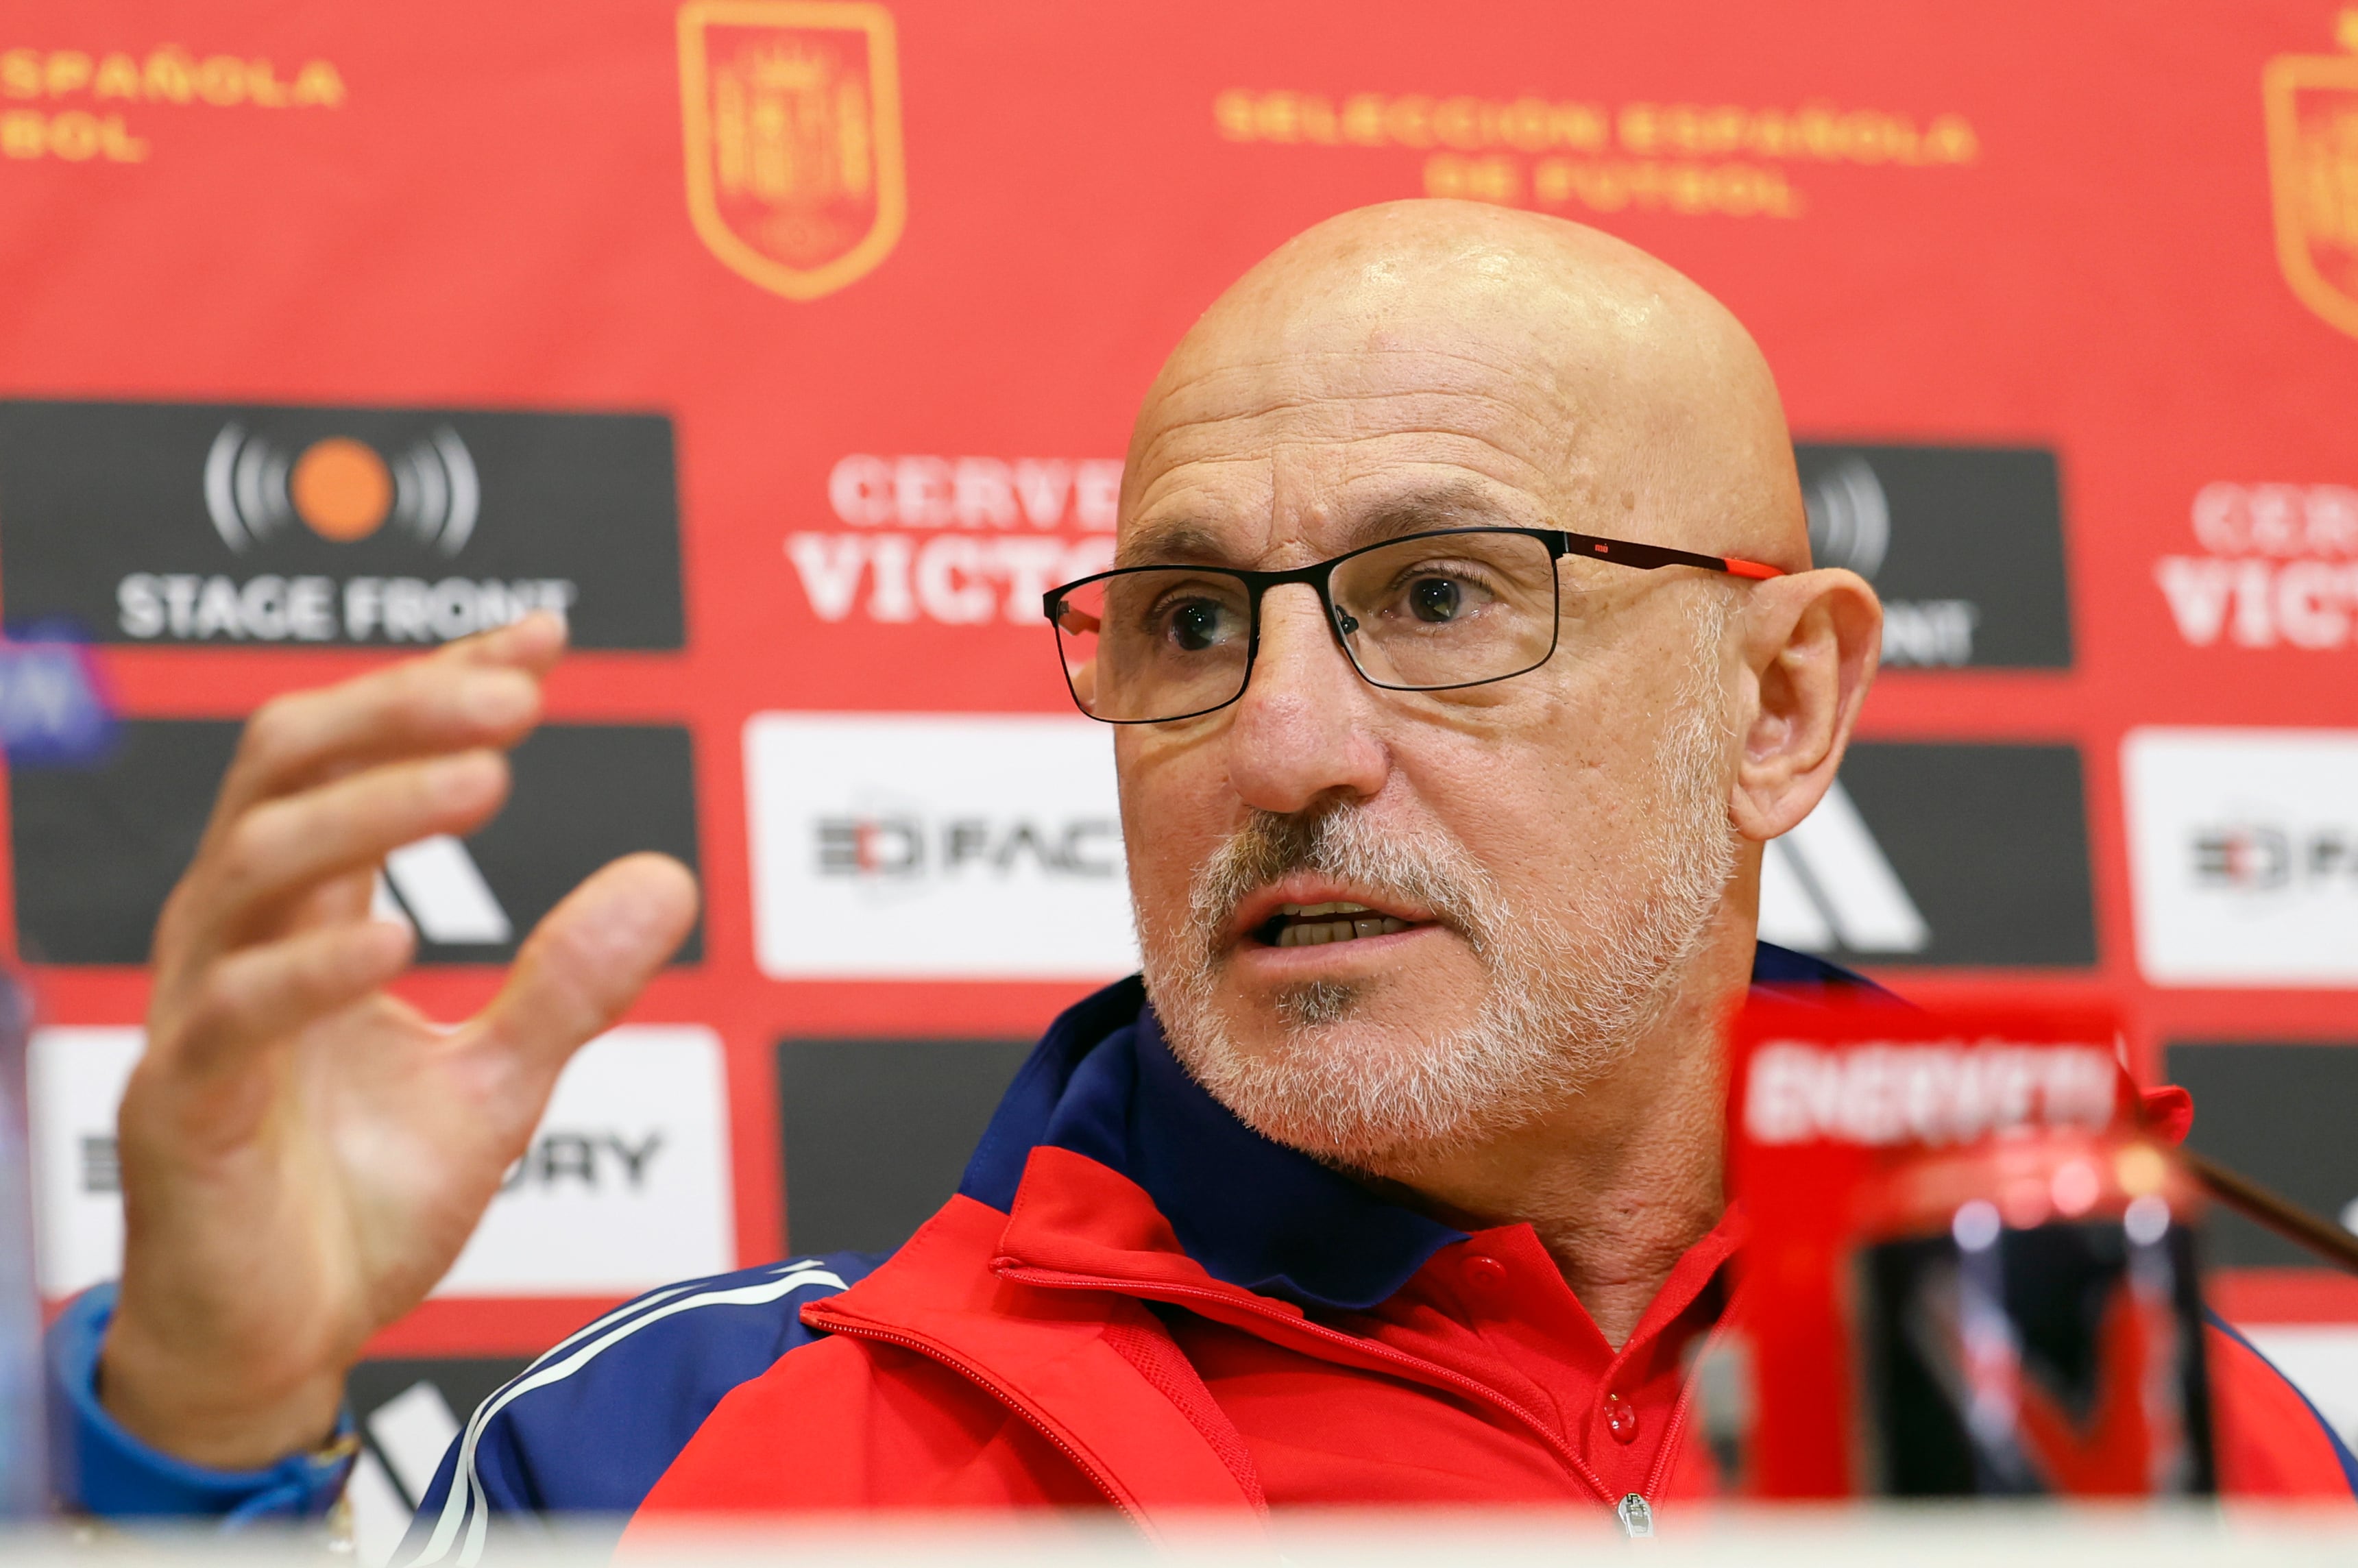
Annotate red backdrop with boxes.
[3,0,2355,1360]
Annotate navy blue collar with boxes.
[959,942,1884,1314]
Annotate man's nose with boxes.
[1224,583,1388,813]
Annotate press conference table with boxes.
[11,1506,2358,1565]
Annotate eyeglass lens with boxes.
[1053,530,1561,722]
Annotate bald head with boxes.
[1107,198,1883,1205]
[1124,199,1806,571]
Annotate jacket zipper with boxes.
[805,1308,1147,1528]
[999,1264,1620,1506]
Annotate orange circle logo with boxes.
[289,437,392,541]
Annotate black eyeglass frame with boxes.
[1041,525,1784,725]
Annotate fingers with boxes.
[160,750,509,979]
[465,853,699,1083]
[445,609,567,675]
[277,867,377,936]
[168,920,415,1088]
[208,611,565,829]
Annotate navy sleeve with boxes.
[394,1253,878,1566]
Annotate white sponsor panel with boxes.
[27,1025,733,1299]
[746,711,1138,979]
[2123,728,2358,986]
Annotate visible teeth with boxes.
[1275,915,1414,947]
[1278,901,1374,917]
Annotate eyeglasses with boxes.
[1043,526,1784,724]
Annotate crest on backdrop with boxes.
[2263,13,2358,339]
[677,1,906,301]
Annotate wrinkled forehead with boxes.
[1117,341,1595,570]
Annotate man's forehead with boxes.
[1132,338,1579,471]
[1119,343,1588,565]
[1111,203,1806,572]
[1118,474,1533,568]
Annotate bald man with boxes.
[47,202,2356,1542]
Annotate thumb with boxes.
[463,853,699,1088]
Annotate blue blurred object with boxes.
[0,626,116,768]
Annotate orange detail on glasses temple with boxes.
[1722,558,1784,580]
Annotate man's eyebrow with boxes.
[1119,484,1522,569]
[1118,519,1229,567]
[1342,482,1517,549]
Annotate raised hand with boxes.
[95,613,699,1469]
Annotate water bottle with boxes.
[1851,1131,2215,1496]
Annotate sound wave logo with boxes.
[203,424,479,556]
[1803,455,1891,578]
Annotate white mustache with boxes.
[1187,801,1503,957]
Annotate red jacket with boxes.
[627,968,2358,1537]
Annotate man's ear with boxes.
[1729,568,1882,842]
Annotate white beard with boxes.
[1137,593,1740,1173]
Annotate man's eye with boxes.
[1410,576,1463,623]
[1167,600,1227,650]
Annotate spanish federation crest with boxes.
[677,2,905,301]
[2263,16,2358,339]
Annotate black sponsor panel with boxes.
[0,399,682,648]
[1812,742,2095,968]
[1795,443,2071,670]
[2164,1042,2358,1271]
[10,720,701,965]
[348,1356,529,1512]
[777,1037,1033,1255]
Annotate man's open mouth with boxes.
[1256,901,1418,948]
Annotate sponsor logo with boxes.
[2190,823,2355,892]
[1795,443,2071,669]
[2124,728,2358,985]
[2165,1042,2358,1270]
[1757,742,2095,968]
[786,452,1120,626]
[1744,1040,2117,1147]
[27,1025,734,1299]
[10,720,702,966]
[2153,481,2358,650]
[1758,782,1929,955]
[372,836,513,946]
[0,400,683,648]
[343,1358,524,1556]
[2265,16,2358,339]
[677,1,904,302]
[744,712,1137,978]
[816,813,1121,879]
